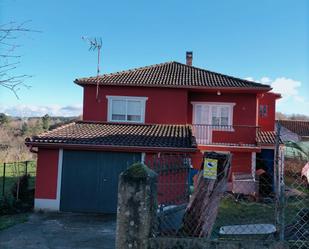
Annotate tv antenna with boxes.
[82,36,102,101]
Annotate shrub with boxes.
[0,174,35,214]
[0,196,16,215]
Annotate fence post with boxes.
[25,161,28,175]
[275,123,285,241]
[115,163,157,249]
[2,163,5,196]
[279,145,285,242]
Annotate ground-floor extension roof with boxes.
[25,121,282,153]
[257,131,283,146]
[25,121,198,153]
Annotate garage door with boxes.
[60,150,141,213]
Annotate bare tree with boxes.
[0,21,38,98]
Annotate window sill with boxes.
[108,120,145,124]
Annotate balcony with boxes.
[192,124,260,147]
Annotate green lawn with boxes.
[212,191,308,239]
[0,213,29,230]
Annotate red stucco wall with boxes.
[188,92,258,125]
[35,149,59,199]
[189,92,258,144]
[231,152,252,174]
[190,151,252,175]
[258,92,278,131]
[83,85,188,124]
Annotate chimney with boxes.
[186,51,193,66]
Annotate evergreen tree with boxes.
[0,113,9,125]
[42,114,50,130]
[21,122,29,136]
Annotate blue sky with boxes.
[0,0,308,117]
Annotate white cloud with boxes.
[244,76,309,115]
[245,76,304,101]
[244,77,255,82]
[270,77,301,98]
[260,77,271,84]
[0,104,82,117]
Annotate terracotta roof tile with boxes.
[257,131,283,145]
[277,120,309,137]
[75,62,271,90]
[25,121,197,151]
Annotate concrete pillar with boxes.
[115,163,157,249]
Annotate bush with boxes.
[0,174,34,215]
[11,174,30,201]
[0,196,15,215]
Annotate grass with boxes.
[211,189,308,239]
[212,196,276,238]
[0,213,29,230]
[0,161,36,196]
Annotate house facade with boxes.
[26,53,281,213]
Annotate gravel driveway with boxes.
[0,212,116,249]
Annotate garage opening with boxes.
[60,150,141,213]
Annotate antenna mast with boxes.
[82,36,102,101]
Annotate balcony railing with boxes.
[192,124,260,147]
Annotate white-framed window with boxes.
[192,102,235,126]
[211,105,231,126]
[107,96,148,123]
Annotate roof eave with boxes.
[25,141,198,153]
[74,81,271,92]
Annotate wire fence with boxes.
[284,155,309,249]
[0,161,36,198]
[146,148,308,248]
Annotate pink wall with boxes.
[35,149,59,199]
[83,85,188,124]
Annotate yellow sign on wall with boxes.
[203,158,218,180]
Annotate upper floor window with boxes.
[211,105,230,126]
[259,105,268,118]
[107,96,148,123]
[193,102,235,126]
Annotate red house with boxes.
[26,52,281,213]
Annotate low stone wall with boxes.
[149,238,289,249]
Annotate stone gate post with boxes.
[115,163,157,249]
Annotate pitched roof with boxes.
[257,131,283,145]
[277,120,309,137]
[75,61,271,90]
[25,121,197,152]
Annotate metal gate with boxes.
[60,150,141,213]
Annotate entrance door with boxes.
[60,150,141,213]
